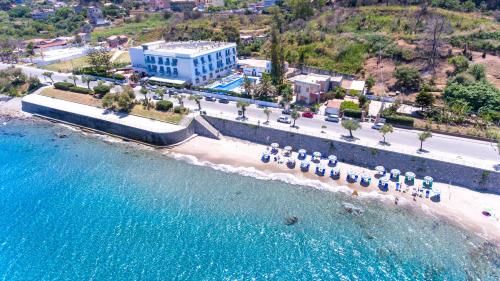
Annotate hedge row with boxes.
[343,109,362,119]
[77,68,126,81]
[156,100,173,111]
[54,82,74,91]
[383,115,415,127]
[69,86,92,94]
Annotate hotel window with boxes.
[173,68,178,76]
[208,64,213,71]
[195,78,199,84]
[172,58,178,66]
[201,57,205,64]
[208,54,212,61]
[158,57,163,64]
[209,73,213,78]
[159,66,164,73]
[232,56,236,63]
[202,66,207,73]
[232,48,236,54]
[193,58,199,66]
[166,67,171,75]
[151,56,156,63]
[195,68,200,76]
[165,58,170,65]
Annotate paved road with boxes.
[3,63,499,168]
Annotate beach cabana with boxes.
[378,175,390,190]
[328,155,337,167]
[390,169,401,181]
[313,151,322,161]
[270,143,279,153]
[375,166,386,175]
[316,164,326,176]
[405,172,416,185]
[423,176,433,188]
[300,160,310,171]
[347,170,358,182]
[361,173,371,186]
[261,151,270,162]
[298,149,307,160]
[330,167,340,178]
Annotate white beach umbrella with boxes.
[375,166,385,174]
[313,151,322,158]
[328,155,337,162]
[300,160,310,168]
[380,175,390,183]
[348,170,357,178]
[271,143,279,149]
[284,146,292,152]
[331,167,340,175]
[424,176,433,183]
[405,172,416,179]
[390,169,401,177]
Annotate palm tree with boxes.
[243,75,253,98]
[189,94,203,111]
[418,131,432,151]
[69,75,79,87]
[42,71,54,84]
[342,119,361,139]
[379,124,393,144]
[263,107,271,124]
[254,76,276,99]
[281,84,293,108]
[140,87,148,99]
[291,109,300,128]
[237,101,250,120]
[174,94,185,109]
[81,76,94,90]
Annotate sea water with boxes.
[0,118,498,280]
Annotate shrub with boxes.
[93,84,111,96]
[156,100,173,111]
[69,86,92,94]
[384,115,415,127]
[343,109,362,118]
[340,101,359,111]
[54,82,74,91]
[394,66,422,92]
[173,106,186,114]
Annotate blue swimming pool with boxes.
[214,77,256,91]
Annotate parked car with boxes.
[152,95,160,100]
[277,115,292,124]
[325,114,340,122]
[282,108,292,115]
[302,111,314,118]
[205,96,216,102]
[219,98,229,104]
[371,122,385,130]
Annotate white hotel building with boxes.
[129,41,237,86]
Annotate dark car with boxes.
[205,96,216,102]
[219,98,230,104]
[302,111,314,118]
[282,108,292,115]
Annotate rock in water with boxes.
[343,203,364,215]
[56,133,68,139]
[284,216,299,226]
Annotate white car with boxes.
[371,122,385,130]
[277,115,292,124]
[325,114,340,122]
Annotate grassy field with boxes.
[41,56,90,72]
[39,87,185,124]
[91,14,169,43]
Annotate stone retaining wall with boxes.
[22,100,195,146]
[204,116,500,194]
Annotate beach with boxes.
[169,135,500,245]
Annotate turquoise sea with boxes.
[0,117,498,280]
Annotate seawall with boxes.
[22,98,195,147]
[203,116,500,194]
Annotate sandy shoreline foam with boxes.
[2,99,499,247]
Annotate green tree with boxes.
[269,25,284,86]
[448,55,469,74]
[444,81,499,112]
[242,75,253,97]
[174,94,185,109]
[415,88,435,112]
[237,101,250,120]
[380,124,393,144]
[25,42,35,64]
[81,76,95,90]
[468,64,486,81]
[86,49,112,72]
[288,0,314,20]
[263,107,271,124]
[365,75,376,93]
[42,71,54,84]
[254,75,277,100]
[291,109,300,128]
[155,87,165,100]
[418,131,432,152]
[69,75,79,87]
[189,94,203,111]
[342,119,361,139]
[394,66,422,92]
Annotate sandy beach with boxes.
[168,135,500,245]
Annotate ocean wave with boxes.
[57,123,82,132]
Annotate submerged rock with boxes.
[343,203,364,215]
[56,133,68,139]
[284,216,299,226]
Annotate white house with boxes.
[129,40,237,86]
[289,73,331,104]
[236,58,271,77]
